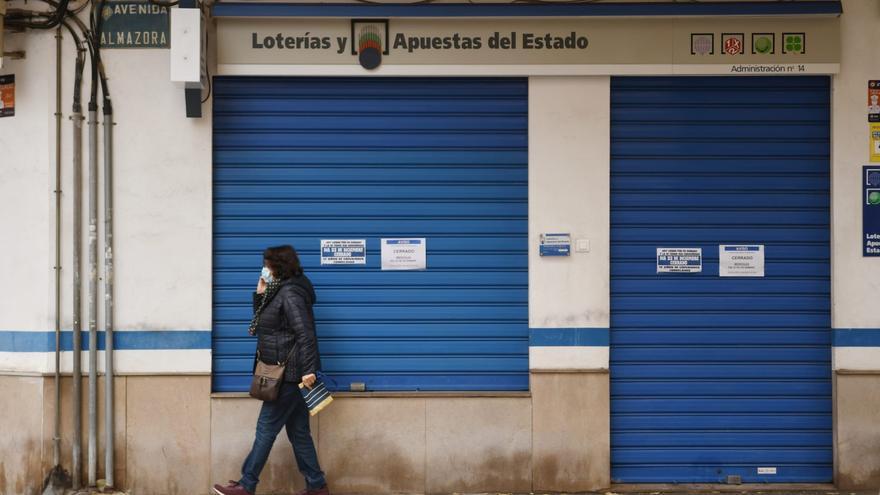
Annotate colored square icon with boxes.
[690,33,714,55]
[721,33,745,55]
[751,33,775,54]
[782,33,805,54]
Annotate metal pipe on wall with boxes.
[71,81,84,495]
[53,9,89,490]
[52,25,63,471]
[102,100,114,489]
[87,100,98,488]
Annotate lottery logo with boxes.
[690,34,714,55]
[722,34,744,55]
[752,33,775,54]
[350,20,389,71]
[782,33,805,55]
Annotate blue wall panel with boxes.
[610,76,832,483]
[212,77,529,392]
[213,2,843,18]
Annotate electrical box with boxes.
[169,7,204,88]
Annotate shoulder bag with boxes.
[249,345,295,402]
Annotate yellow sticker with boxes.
[871,123,880,163]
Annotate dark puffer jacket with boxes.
[252,275,321,384]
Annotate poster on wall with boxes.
[719,245,765,277]
[0,74,14,117]
[320,239,366,265]
[381,238,426,270]
[864,166,880,257]
[871,124,880,163]
[869,80,880,122]
[656,247,702,273]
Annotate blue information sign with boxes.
[539,233,571,257]
[865,166,880,257]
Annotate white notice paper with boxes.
[320,239,366,265]
[719,245,765,277]
[381,238,426,270]
[656,247,703,273]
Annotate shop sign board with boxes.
[719,245,765,277]
[657,247,702,274]
[217,16,839,75]
[321,239,366,265]
[864,166,880,257]
[381,238,426,270]
[539,233,571,257]
[99,0,170,48]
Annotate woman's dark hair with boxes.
[263,245,304,280]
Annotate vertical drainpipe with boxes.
[71,68,84,495]
[87,98,98,488]
[102,97,114,489]
[53,25,63,471]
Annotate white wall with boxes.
[99,46,212,332]
[528,77,610,370]
[0,6,213,374]
[831,0,880,370]
[0,27,53,332]
[528,76,610,329]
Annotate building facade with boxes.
[1,1,879,494]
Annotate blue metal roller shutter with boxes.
[212,77,528,392]
[610,76,832,483]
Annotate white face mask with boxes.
[261,266,275,284]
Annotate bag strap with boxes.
[255,342,296,367]
[279,341,297,366]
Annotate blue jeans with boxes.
[239,382,326,493]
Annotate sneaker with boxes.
[213,480,253,495]
[307,485,330,495]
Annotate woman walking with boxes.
[213,245,329,495]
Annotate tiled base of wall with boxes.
[1,372,608,495]
[835,373,880,489]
